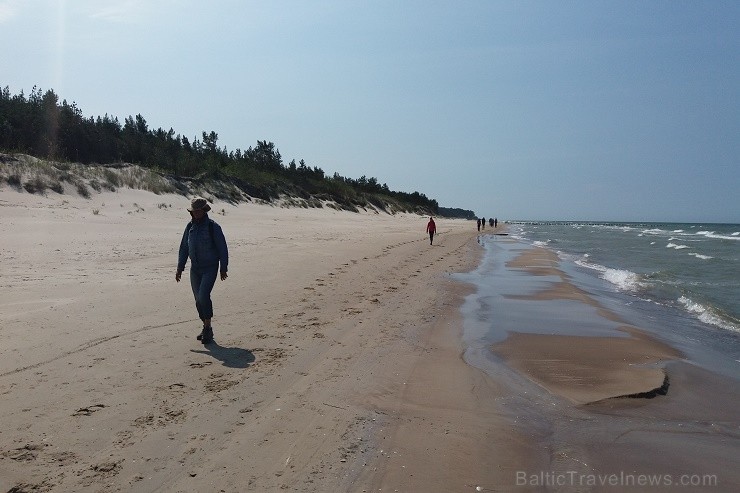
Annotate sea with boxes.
[457,221,740,380]
[507,221,740,335]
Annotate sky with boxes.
[1,0,738,223]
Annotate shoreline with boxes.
[350,229,542,492]
[464,233,739,491]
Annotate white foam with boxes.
[532,240,550,247]
[602,268,644,291]
[672,229,684,233]
[678,296,738,332]
[576,260,644,292]
[695,230,740,240]
[666,243,689,250]
[688,252,713,260]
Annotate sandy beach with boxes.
[1,188,737,492]
[0,188,529,492]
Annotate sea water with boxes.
[508,221,740,334]
[457,222,740,381]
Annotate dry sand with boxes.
[0,189,530,492]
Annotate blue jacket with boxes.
[177,216,229,273]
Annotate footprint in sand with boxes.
[81,460,123,485]
[73,404,106,416]
[189,361,213,368]
[114,430,135,448]
[7,483,47,492]
[134,408,187,428]
[252,347,288,366]
[133,414,156,428]
[48,450,78,466]
[205,373,239,392]
[3,444,44,461]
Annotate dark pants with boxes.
[429,232,434,244]
[190,265,219,321]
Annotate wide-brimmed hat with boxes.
[187,197,211,212]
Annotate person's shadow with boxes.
[190,340,254,369]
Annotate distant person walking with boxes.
[481,217,486,230]
[426,217,437,245]
[494,217,498,228]
[176,197,229,344]
[477,219,481,231]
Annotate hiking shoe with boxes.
[196,325,210,341]
[200,326,214,344]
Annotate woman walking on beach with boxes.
[426,217,437,245]
[175,197,229,344]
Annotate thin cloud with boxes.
[0,0,21,23]
[87,0,148,23]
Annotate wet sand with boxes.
[493,329,680,405]
[481,240,740,491]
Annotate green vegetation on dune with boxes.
[0,86,475,217]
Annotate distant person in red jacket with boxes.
[426,217,437,245]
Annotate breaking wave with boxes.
[678,296,739,333]
[696,231,740,241]
[576,260,645,292]
[688,252,713,260]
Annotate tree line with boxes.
[0,85,470,215]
